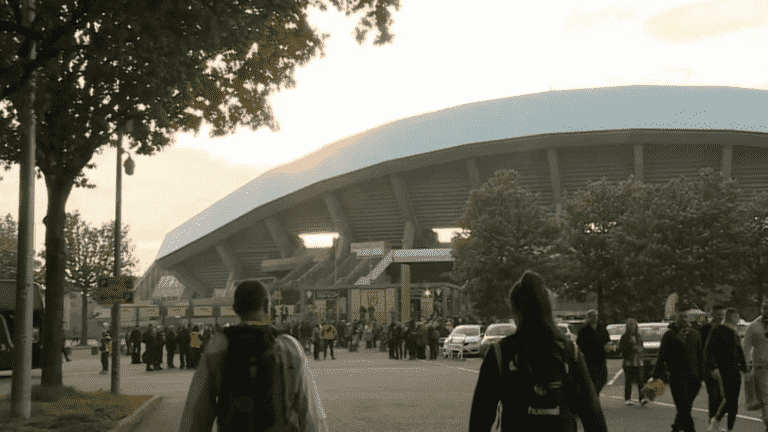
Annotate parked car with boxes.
[605,324,626,359]
[479,323,517,358]
[443,324,485,358]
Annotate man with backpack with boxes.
[179,280,328,432]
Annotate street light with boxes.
[111,118,135,395]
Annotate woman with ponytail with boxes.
[467,270,607,432]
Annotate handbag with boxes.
[745,371,762,411]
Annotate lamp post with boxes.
[111,119,134,395]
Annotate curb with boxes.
[111,395,164,432]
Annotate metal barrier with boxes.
[447,341,465,360]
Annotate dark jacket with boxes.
[698,322,716,349]
[130,328,142,345]
[576,324,610,365]
[652,322,705,382]
[468,334,608,432]
[177,327,191,353]
[618,332,644,366]
[705,324,747,375]
[165,330,178,352]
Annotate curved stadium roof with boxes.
[156,85,768,262]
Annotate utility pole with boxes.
[11,0,37,420]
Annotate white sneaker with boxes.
[708,417,721,431]
[625,400,634,405]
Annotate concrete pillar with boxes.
[401,264,410,323]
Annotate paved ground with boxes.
[2,344,767,431]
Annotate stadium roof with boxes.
[157,85,768,261]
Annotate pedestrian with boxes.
[323,321,336,360]
[143,325,155,371]
[743,300,768,432]
[428,321,440,360]
[649,309,706,432]
[166,325,178,369]
[130,324,142,364]
[153,326,166,371]
[468,270,607,431]
[576,310,611,395]
[618,318,646,405]
[312,322,323,361]
[177,325,190,369]
[62,334,71,362]
[363,322,373,349]
[388,321,397,359]
[99,331,111,374]
[178,280,328,432]
[705,307,746,432]
[415,320,428,359]
[189,325,202,368]
[699,305,726,425]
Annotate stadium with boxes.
[118,85,768,328]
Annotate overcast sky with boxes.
[0,0,766,277]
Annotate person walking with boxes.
[153,325,166,371]
[99,331,111,374]
[577,310,611,395]
[322,321,337,360]
[61,334,71,362]
[312,322,323,361]
[699,305,726,425]
[618,318,646,405]
[143,325,155,371]
[177,325,190,369]
[178,280,328,432]
[388,321,398,359]
[363,322,373,349]
[415,320,428,359]
[705,307,747,432]
[166,325,178,369]
[743,300,768,432]
[130,324,142,364]
[649,310,706,432]
[468,270,607,432]
[189,325,202,368]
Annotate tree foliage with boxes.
[450,170,562,320]
[1,0,400,388]
[0,213,17,280]
[34,210,138,295]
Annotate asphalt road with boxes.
[1,345,766,431]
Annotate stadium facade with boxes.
[127,85,768,327]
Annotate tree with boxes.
[562,176,638,323]
[0,0,400,388]
[450,170,562,320]
[36,210,138,346]
[0,213,17,280]
[731,191,768,310]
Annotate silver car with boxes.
[479,323,517,358]
[443,325,485,357]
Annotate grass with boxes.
[0,384,153,432]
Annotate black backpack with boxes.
[217,325,289,432]
[493,335,579,430]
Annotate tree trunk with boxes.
[40,174,75,388]
[80,289,88,346]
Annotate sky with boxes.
[0,0,766,278]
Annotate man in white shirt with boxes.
[743,300,768,432]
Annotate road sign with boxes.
[96,276,136,305]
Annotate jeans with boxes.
[704,373,723,419]
[715,371,742,431]
[623,365,644,401]
[669,377,701,432]
[323,339,334,359]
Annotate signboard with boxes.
[120,306,134,322]
[194,306,213,317]
[221,306,236,317]
[167,306,187,318]
[140,306,159,320]
[315,290,338,300]
[350,241,390,257]
[96,276,136,305]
